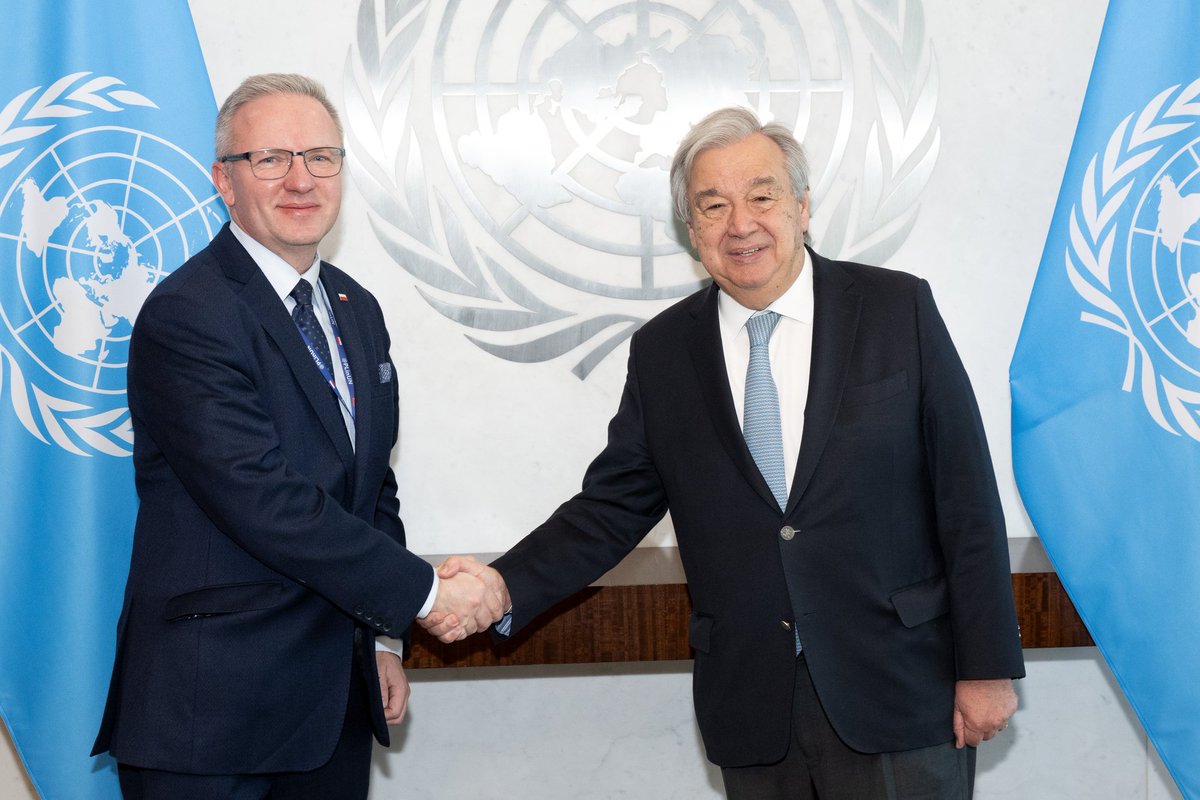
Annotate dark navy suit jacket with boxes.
[492,248,1025,767]
[93,224,433,774]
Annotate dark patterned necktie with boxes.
[290,279,333,373]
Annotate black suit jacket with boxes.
[92,224,433,774]
[492,248,1024,766]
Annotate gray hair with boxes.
[214,73,343,158]
[669,107,811,244]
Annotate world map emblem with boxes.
[347,0,940,378]
[0,73,223,456]
[1065,78,1200,442]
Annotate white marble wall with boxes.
[181,0,1112,553]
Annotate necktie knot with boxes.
[746,310,780,348]
[291,279,315,308]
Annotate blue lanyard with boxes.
[294,285,356,421]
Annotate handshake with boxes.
[418,556,510,643]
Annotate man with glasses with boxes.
[92,73,503,799]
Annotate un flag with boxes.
[1012,1,1200,797]
[0,1,225,797]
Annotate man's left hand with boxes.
[953,678,1017,748]
[376,651,410,725]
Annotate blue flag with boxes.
[1011,2,1200,797]
[0,2,225,796]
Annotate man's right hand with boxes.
[418,556,510,643]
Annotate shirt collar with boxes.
[716,253,815,343]
[228,220,322,302]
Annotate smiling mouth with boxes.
[731,246,765,256]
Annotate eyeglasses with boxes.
[218,147,346,179]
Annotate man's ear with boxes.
[212,162,235,207]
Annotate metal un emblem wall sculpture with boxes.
[345,0,940,378]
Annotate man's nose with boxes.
[283,154,315,190]
[727,201,759,236]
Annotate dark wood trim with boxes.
[407,572,1091,669]
[1011,572,1093,648]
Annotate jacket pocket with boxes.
[889,574,949,628]
[164,581,283,621]
[842,370,908,406]
[689,612,713,654]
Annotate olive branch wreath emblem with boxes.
[346,0,939,378]
[1063,78,1200,442]
[0,72,155,457]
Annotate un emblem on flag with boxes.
[0,74,222,456]
[1066,78,1200,442]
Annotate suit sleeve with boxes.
[129,285,433,636]
[916,279,1024,679]
[363,291,417,648]
[491,336,669,633]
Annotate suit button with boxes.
[780,620,792,632]
[780,525,796,541]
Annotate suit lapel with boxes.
[786,251,861,514]
[214,228,356,477]
[686,284,784,511]
[320,266,373,502]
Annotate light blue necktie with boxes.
[744,311,787,512]
[745,311,802,653]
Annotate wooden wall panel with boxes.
[407,572,1090,669]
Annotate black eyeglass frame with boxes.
[217,147,346,179]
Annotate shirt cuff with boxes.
[374,635,404,659]
[417,566,438,619]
